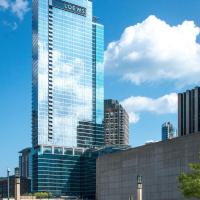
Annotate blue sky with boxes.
[0,0,200,176]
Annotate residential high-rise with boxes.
[162,122,177,141]
[31,0,104,198]
[104,99,129,145]
[178,86,200,136]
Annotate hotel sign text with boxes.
[52,0,86,17]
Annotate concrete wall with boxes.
[96,133,200,200]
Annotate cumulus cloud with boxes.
[11,0,29,20]
[121,93,178,124]
[0,0,9,9]
[105,15,200,87]
[0,0,29,21]
[128,112,140,124]
[3,20,18,30]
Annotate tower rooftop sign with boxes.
[51,0,87,16]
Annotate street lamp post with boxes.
[7,168,11,200]
[129,194,134,200]
[14,167,20,200]
[137,175,142,200]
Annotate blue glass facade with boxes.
[32,0,104,148]
[32,0,104,198]
[32,147,82,197]
[32,146,129,199]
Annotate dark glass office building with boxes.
[31,0,104,198]
[178,86,200,136]
[31,146,129,199]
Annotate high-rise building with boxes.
[104,99,129,145]
[178,86,200,136]
[31,0,104,198]
[162,122,177,141]
[32,0,104,148]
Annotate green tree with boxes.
[34,192,52,199]
[179,163,200,199]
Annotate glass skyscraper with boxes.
[32,0,104,148]
[31,0,104,198]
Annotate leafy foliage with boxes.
[179,163,200,199]
[34,192,52,199]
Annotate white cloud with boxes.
[11,0,29,20]
[3,20,17,30]
[105,15,200,87]
[128,112,140,124]
[0,0,9,9]
[121,93,178,124]
[0,0,29,26]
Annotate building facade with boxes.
[178,86,200,136]
[97,133,200,200]
[0,176,31,198]
[32,147,84,198]
[31,145,129,199]
[31,0,104,198]
[32,0,104,148]
[104,99,129,145]
[19,148,31,179]
[162,122,176,141]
